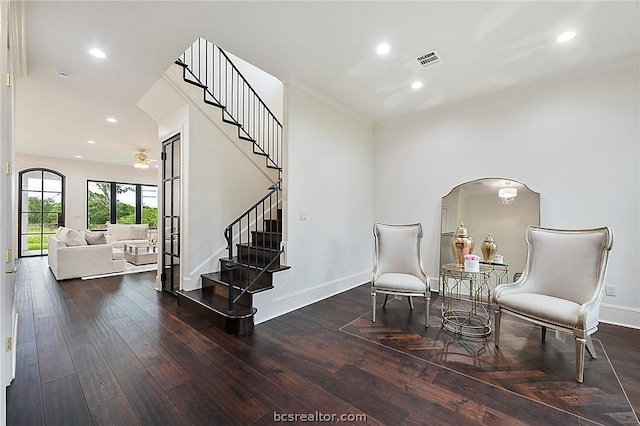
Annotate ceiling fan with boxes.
[133,149,157,169]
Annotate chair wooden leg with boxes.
[494,307,501,347]
[371,291,376,323]
[575,336,586,383]
[585,335,597,359]
[383,294,389,307]
[408,296,414,310]
[541,326,547,342]
[424,294,430,328]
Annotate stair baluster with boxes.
[176,37,282,170]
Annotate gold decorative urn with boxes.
[450,223,474,269]
[481,234,498,263]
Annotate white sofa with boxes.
[104,223,150,250]
[48,236,124,280]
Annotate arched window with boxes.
[18,169,65,257]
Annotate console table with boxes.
[441,263,492,337]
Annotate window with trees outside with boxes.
[18,169,64,257]
[87,180,158,230]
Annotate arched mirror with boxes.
[440,178,540,288]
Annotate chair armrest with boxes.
[577,284,606,332]
[493,275,530,302]
[50,236,67,249]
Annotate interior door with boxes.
[161,134,181,294]
[0,0,17,420]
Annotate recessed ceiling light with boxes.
[557,31,576,43]
[89,48,106,59]
[376,43,390,55]
[411,81,423,90]
[75,155,82,159]
[106,117,117,123]
[87,140,96,144]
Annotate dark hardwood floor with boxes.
[7,257,640,425]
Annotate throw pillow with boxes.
[56,226,67,239]
[58,227,87,246]
[106,223,131,240]
[56,227,69,246]
[130,224,149,240]
[82,230,107,245]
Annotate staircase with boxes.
[178,207,287,335]
[173,38,288,334]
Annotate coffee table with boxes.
[123,243,158,265]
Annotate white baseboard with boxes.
[600,303,640,329]
[254,270,369,325]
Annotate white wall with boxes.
[226,51,284,123]
[254,80,374,323]
[15,154,157,232]
[374,58,640,327]
[182,102,274,290]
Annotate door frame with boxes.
[161,133,181,295]
[1,0,18,422]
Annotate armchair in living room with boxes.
[371,223,431,327]
[493,226,613,383]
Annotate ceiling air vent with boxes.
[415,50,442,69]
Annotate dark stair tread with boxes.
[180,72,207,89]
[263,219,282,232]
[237,245,282,267]
[202,270,274,294]
[249,231,281,249]
[223,120,242,127]
[237,243,281,254]
[203,98,223,108]
[178,288,256,318]
[221,257,291,273]
[185,80,207,89]
[250,229,282,236]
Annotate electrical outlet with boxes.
[555,330,566,343]
[394,295,402,300]
[605,285,616,296]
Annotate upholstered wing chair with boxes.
[493,226,613,383]
[372,223,431,327]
